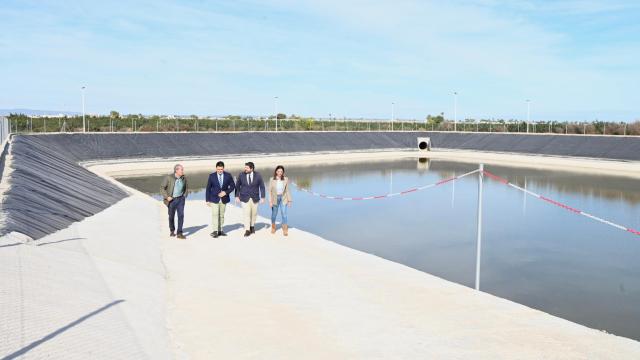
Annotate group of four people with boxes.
[160,161,292,239]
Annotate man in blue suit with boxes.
[205,161,236,238]
[235,161,265,237]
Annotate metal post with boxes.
[453,92,457,132]
[475,163,484,291]
[391,102,394,131]
[523,176,527,214]
[274,96,279,132]
[526,99,530,133]
[452,171,455,208]
[81,86,86,132]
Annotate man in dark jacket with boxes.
[205,161,236,238]
[160,164,188,239]
[235,161,265,237]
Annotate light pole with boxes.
[81,86,86,132]
[391,102,395,131]
[274,96,279,132]
[526,99,530,133]
[454,92,458,132]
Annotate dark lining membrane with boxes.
[427,132,640,161]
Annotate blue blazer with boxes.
[205,171,236,204]
[235,171,265,203]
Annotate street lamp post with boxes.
[391,102,395,131]
[526,99,530,133]
[81,86,86,132]
[454,92,458,132]
[274,96,279,132]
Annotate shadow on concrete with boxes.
[221,223,244,233]
[182,225,208,236]
[37,237,86,247]
[220,222,270,233]
[2,299,125,360]
[255,222,271,230]
[0,242,22,249]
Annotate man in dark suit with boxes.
[205,161,236,238]
[235,161,265,237]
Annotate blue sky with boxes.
[1,0,638,121]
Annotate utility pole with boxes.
[391,102,395,131]
[454,92,458,132]
[526,99,530,133]
[81,86,86,132]
[274,96,279,132]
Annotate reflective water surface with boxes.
[119,158,640,340]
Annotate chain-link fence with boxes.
[4,115,640,136]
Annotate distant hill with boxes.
[0,109,81,116]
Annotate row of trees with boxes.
[6,113,640,135]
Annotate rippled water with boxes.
[119,158,640,341]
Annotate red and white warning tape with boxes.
[291,169,479,201]
[482,170,640,237]
[292,166,639,237]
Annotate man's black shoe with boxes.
[244,230,251,237]
[170,232,176,237]
[219,231,227,236]
[211,231,219,238]
[250,226,255,234]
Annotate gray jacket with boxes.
[160,174,189,204]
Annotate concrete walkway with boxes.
[163,200,640,359]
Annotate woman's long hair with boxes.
[273,165,285,180]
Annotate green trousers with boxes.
[211,202,226,232]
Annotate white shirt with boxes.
[276,179,285,195]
